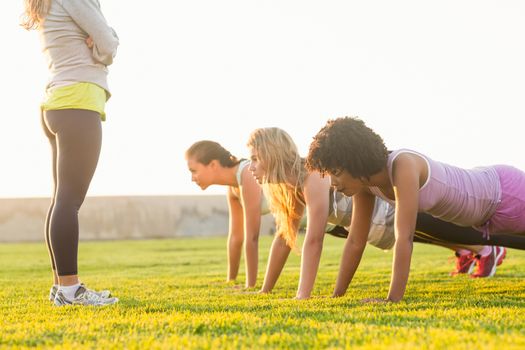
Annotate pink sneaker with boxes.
[450,252,476,276]
[471,246,506,278]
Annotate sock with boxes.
[478,246,492,257]
[456,249,472,256]
[59,283,81,300]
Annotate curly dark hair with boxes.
[306,116,388,179]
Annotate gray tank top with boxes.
[326,190,396,250]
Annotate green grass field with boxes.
[1,235,524,349]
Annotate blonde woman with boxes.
[186,141,269,288]
[22,0,119,306]
[247,128,509,300]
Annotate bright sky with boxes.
[2,1,524,198]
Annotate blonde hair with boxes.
[247,128,306,249]
[21,0,51,30]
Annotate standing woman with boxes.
[22,0,119,306]
[186,141,268,288]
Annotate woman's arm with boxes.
[332,190,375,297]
[386,154,421,302]
[60,0,119,65]
[226,187,244,282]
[240,168,263,288]
[295,173,331,299]
[259,234,291,293]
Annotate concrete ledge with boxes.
[0,196,276,242]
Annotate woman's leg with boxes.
[41,112,59,286]
[43,109,102,285]
[414,213,510,277]
[415,212,525,249]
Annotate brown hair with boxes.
[185,140,240,168]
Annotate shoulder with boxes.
[391,153,420,177]
[391,150,427,173]
[239,159,250,174]
[304,171,330,196]
[60,0,100,8]
[391,149,427,163]
[240,162,257,186]
[392,152,419,165]
[303,171,330,202]
[390,152,428,190]
[304,171,329,187]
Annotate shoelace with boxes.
[81,289,106,303]
[448,254,475,273]
[457,256,475,272]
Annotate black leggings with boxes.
[327,212,525,250]
[42,109,102,276]
[413,212,525,249]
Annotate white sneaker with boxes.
[54,285,119,306]
[49,283,111,301]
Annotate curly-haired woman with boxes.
[306,116,525,302]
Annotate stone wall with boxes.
[0,196,276,242]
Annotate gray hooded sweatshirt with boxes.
[40,0,119,93]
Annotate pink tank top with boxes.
[369,149,501,229]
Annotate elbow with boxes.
[395,233,414,245]
[348,236,367,251]
[93,41,119,65]
[229,235,243,249]
[246,231,259,245]
[304,236,324,250]
[93,49,117,65]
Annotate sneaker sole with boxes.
[51,288,111,302]
[54,289,119,307]
[54,298,119,307]
[497,248,507,266]
[467,260,476,274]
[490,247,505,277]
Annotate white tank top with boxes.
[326,191,395,250]
[234,159,270,215]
